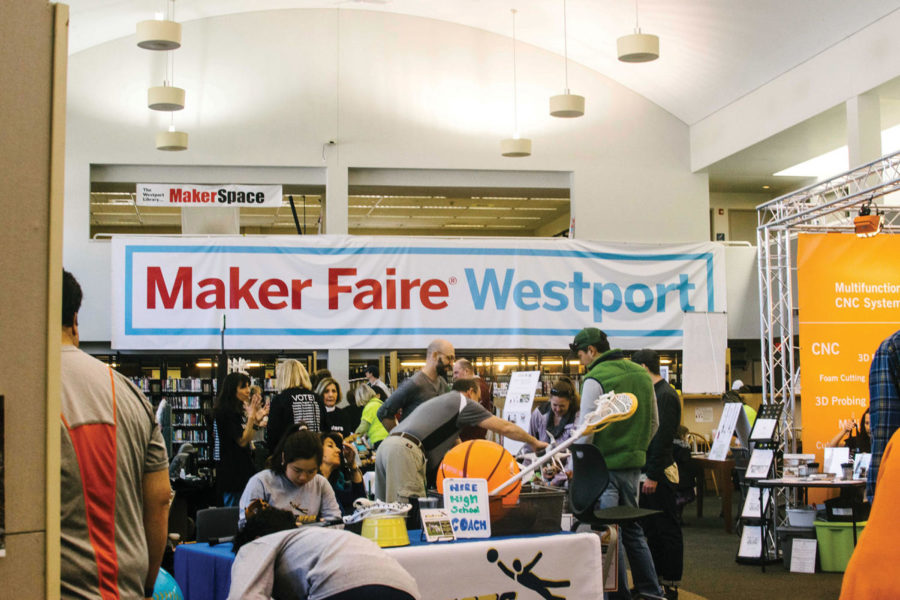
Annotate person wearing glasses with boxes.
[377,339,454,431]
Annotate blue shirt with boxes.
[867,329,900,501]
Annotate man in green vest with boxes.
[570,327,662,600]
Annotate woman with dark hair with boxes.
[319,432,366,515]
[316,377,353,437]
[827,408,871,453]
[529,377,580,486]
[215,372,267,506]
[239,424,341,528]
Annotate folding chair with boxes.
[195,506,239,543]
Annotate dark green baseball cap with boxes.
[569,327,608,354]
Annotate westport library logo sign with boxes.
[111,236,725,350]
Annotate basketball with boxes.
[437,439,521,506]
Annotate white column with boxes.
[328,349,350,399]
[846,92,881,169]
[324,147,348,234]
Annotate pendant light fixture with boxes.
[156,119,189,151]
[148,41,185,111]
[549,0,584,118]
[501,9,532,158]
[136,0,181,50]
[617,0,659,63]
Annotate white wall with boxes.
[691,9,900,171]
[64,9,709,342]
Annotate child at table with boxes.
[239,424,341,528]
[229,504,420,600]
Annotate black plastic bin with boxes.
[490,484,567,536]
[777,525,818,571]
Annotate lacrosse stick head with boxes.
[581,391,638,436]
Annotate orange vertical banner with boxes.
[797,233,900,501]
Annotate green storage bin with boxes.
[814,520,867,572]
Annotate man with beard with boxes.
[378,339,454,431]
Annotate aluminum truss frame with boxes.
[755,149,900,537]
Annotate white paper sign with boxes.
[746,449,775,479]
[136,183,283,207]
[442,478,490,539]
[502,371,540,455]
[694,406,714,423]
[790,539,817,573]
[741,487,771,519]
[708,402,742,461]
[738,526,764,559]
[824,447,850,476]
[750,418,777,441]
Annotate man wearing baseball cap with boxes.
[570,327,662,600]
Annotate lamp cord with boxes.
[511,9,519,137]
[563,0,569,93]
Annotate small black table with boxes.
[754,477,866,572]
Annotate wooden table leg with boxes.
[719,463,733,534]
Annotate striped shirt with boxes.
[61,346,169,599]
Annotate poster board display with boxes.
[708,402,742,461]
[797,234,900,501]
[502,371,540,455]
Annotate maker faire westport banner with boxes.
[110,236,726,350]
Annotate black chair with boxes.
[568,444,664,600]
[568,443,660,529]
[195,506,239,543]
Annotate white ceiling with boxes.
[65,0,900,126]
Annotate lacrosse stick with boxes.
[491,391,637,496]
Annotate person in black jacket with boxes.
[215,372,267,506]
[267,359,328,448]
[632,349,683,600]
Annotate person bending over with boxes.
[229,504,420,600]
[239,425,341,528]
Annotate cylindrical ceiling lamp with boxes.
[549,0,585,118]
[136,19,182,51]
[501,9,532,157]
[549,93,585,118]
[156,129,188,151]
[617,0,659,63]
[148,85,185,111]
[500,137,532,158]
[617,32,659,63]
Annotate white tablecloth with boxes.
[387,532,603,600]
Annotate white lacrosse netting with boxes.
[342,499,413,524]
[490,391,637,496]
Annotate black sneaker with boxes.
[664,586,679,600]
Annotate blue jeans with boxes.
[598,468,662,599]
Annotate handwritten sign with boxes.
[442,478,491,538]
